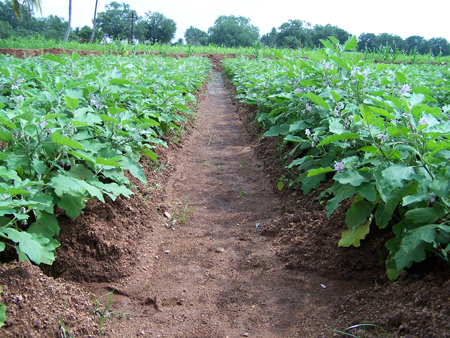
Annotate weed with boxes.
[207,127,213,145]
[93,289,116,332]
[171,197,199,225]
[328,323,389,338]
[58,297,74,338]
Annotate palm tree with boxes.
[88,0,99,43]
[12,0,42,20]
[63,0,72,42]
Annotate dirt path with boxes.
[81,71,366,338]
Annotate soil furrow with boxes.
[98,71,366,338]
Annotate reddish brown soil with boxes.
[0,49,449,338]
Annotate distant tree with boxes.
[405,35,425,51]
[12,0,41,20]
[427,37,450,56]
[88,0,99,43]
[260,27,277,47]
[357,33,379,51]
[184,26,207,45]
[207,15,259,47]
[311,24,350,47]
[96,2,136,40]
[143,11,176,44]
[276,19,311,49]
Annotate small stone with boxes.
[183,289,187,292]
[215,247,225,253]
[165,250,170,254]
[243,333,249,337]
[321,284,326,289]
[164,211,171,219]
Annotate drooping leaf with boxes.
[339,218,371,247]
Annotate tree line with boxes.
[2,0,450,56]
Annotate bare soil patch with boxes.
[0,49,449,338]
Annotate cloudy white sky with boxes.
[38,0,450,43]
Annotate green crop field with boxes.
[223,36,450,281]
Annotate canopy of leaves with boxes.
[96,1,136,40]
[184,26,207,45]
[207,15,259,48]
[143,11,176,44]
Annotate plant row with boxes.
[0,52,211,266]
[223,36,450,280]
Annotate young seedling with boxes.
[58,297,74,338]
[171,198,199,225]
[93,289,116,332]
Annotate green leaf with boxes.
[329,56,351,72]
[326,184,357,218]
[343,35,357,51]
[263,124,290,137]
[65,96,79,110]
[334,170,369,187]
[51,132,85,150]
[42,54,65,65]
[307,167,333,177]
[57,192,86,219]
[0,167,22,182]
[139,148,158,161]
[338,218,371,247]
[1,228,58,265]
[28,211,60,239]
[405,208,446,224]
[317,132,360,147]
[119,156,147,184]
[381,164,415,190]
[304,92,330,110]
[374,203,391,228]
[394,224,437,270]
[345,198,374,229]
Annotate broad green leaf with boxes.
[57,192,86,219]
[0,167,22,182]
[317,132,360,146]
[263,124,290,137]
[307,167,333,177]
[42,54,65,65]
[304,92,330,110]
[405,208,446,224]
[28,211,60,239]
[345,198,373,229]
[326,184,357,218]
[380,164,415,190]
[374,203,391,228]
[338,218,371,247]
[343,35,357,51]
[139,148,158,161]
[65,96,79,110]
[51,132,85,150]
[1,228,58,265]
[334,170,369,187]
[119,156,147,184]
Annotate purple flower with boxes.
[305,128,311,136]
[25,186,31,191]
[305,103,312,112]
[377,134,386,141]
[16,95,24,101]
[294,88,301,94]
[399,84,411,95]
[39,120,47,129]
[428,195,436,203]
[11,84,18,90]
[419,117,429,125]
[311,86,316,91]
[334,161,345,173]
